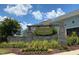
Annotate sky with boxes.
[0,4,79,30]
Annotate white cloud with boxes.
[45,8,65,19]
[4,4,32,16]
[32,8,65,21]
[32,11,43,20]
[20,21,32,30]
[0,16,8,21]
[46,10,57,19]
[56,8,65,17]
[27,23,32,26]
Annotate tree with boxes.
[0,18,21,42]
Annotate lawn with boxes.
[0,48,10,54]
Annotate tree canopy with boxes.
[0,18,21,42]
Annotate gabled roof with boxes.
[42,9,79,24]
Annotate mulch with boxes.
[67,45,79,50]
[3,45,79,55]
[8,48,66,55]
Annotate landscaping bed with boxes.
[0,48,64,55]
[0,32,79,55]
[0,39,63,55]
[1,45,79,55]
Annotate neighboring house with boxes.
[42,9,79,36]
[27,9,79,44]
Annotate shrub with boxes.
[42,40,49,49]
[67,37,73,46]
[28,40,49,51]
[67,32,79,46]
[21,39,62,52]
[0,41,27,48]
[21,40,48,52]
[0,39,63,52]
[49,40,61,49]
[0,42,9,48]
[29,40,39,50]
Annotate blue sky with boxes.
[0,4,79,30]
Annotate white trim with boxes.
[53,9,79,22]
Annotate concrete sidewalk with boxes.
[53,49,79,55]
[3,53,16,55]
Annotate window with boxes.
[72,20,75,24]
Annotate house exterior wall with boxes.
[63,15,79,29]
[52,15,79,43]
[58,15,79,36]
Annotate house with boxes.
[42,9,79,36]
[27,9,79,44]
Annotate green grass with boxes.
[0,48,10,54]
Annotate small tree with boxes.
[0,18,21,42]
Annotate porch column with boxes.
[27,26,33,41]
[58,23,67,44]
